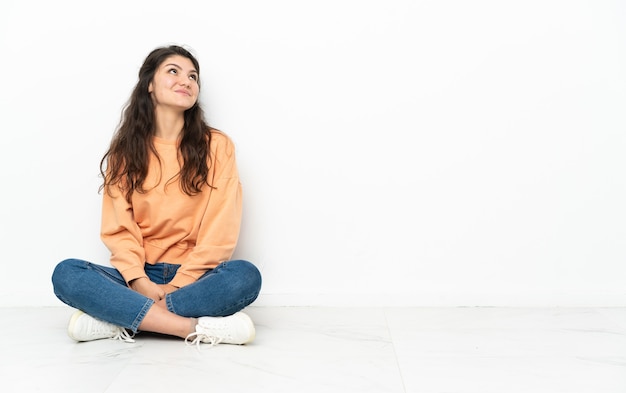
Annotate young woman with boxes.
[52,45,261,347]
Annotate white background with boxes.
[0,0,624,307]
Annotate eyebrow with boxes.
[164,63,198,74]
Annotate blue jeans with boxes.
[52,259,262,333]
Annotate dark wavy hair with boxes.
[99,45,212,202]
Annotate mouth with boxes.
[175,89,192,96]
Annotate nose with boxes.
[178,75,190,87]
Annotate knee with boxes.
[228,260,262,296]
[52,258,84,280]
[51,258,86,295]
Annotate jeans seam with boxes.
[166,294,176,314]
[130,298,154,333]
[87,262,126,287]
[214,291,260,316]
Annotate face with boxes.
[148,55,199,112]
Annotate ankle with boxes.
[189,318,198,336]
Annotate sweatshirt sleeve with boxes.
[100,184,147,285]
[168,134,243,288]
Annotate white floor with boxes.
[2,306,625,392]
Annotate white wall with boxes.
[0,0,624,307]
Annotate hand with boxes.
[129,277,166,302]
[158,283,178,295]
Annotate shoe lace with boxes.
[111,328,136,343]
[185,331,223,349]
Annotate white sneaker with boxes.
[67,310,135,343]
[185,312,255,347]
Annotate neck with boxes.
[154,107,185,141]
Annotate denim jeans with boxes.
[52,258,262,333]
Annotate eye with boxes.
[168,68,178,75]
[189,74,198,81]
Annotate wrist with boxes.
[129,276,148,288]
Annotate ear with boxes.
[148,81,153,93]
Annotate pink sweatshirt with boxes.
[100,130,242,288]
